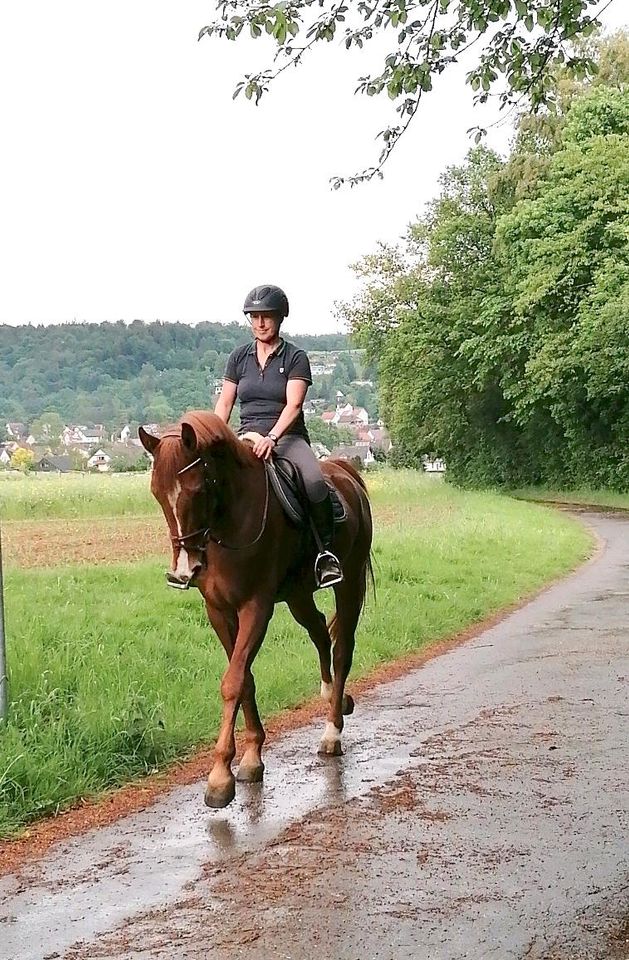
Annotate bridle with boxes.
[170,454,270,552]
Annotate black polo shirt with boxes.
[224,338,312,440]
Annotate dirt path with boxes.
[1,510,628,959]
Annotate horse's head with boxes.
[140,412,234,589]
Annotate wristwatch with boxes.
[267,433,279,445]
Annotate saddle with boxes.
[265,456,347,528]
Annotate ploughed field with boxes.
[0,470,592,836]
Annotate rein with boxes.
[172,455,270,552]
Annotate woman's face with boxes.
[248,312,281,343]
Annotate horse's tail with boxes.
[328,549,375,645]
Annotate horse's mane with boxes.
[158,410,254,472]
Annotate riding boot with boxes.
[310,495,344,589]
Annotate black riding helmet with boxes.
[243,284,289,320]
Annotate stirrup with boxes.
[314,550,344,589]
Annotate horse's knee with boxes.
[220,672,241,703]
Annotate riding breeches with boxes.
[274,435,328,504]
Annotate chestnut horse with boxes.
[140,411,373,808]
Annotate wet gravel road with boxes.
[1,510,628,960]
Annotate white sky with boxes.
[0,2,625,335]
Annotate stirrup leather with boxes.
[314,550,344,588]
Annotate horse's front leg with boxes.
[205,600,272,809]
[206,606,266,786]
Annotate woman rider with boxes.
[214,284,344,589]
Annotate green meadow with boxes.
[0,471,155,521]
[0,471,592,836]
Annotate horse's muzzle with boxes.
[166,571,192,590]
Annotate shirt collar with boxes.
[247,337,286,358]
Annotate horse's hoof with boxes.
[204,779,236,809]
[318,739,343,757]
[342,694,355,716]
[236,762,264,783]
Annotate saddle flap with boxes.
[266,458,307,526]
[265,458,346,527]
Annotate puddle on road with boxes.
[0,683,441,960]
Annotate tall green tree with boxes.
[29,411,66,444]
[493,85,629,485]
[342,34,629,489]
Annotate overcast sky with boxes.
[0,2,625,335]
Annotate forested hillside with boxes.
[0,321,370,429]
[340,33,629,490]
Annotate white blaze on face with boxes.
[167,480,196,580]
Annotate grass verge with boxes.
[0,472,592,836]
[510,486,629,511]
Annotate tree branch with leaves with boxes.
[199,0,613,184]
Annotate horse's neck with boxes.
[214,447,263,533]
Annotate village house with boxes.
[332,402,370,428]
[87,442,149,472]
[356,426,392,453]
[423,456,446,473]
[5,422,28,441]
[310,361,337,376]
[61,424,107,446]
[35,454,73,473]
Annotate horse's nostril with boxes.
[166,571,190,590]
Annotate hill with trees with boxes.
[0,321,378,431]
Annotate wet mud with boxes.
[1,511,628,959]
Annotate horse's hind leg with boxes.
[319,580,361,756]
[236,670,266,784]
[287,593,353,715]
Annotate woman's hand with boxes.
[240,431,276,461]
[253,435,276,460]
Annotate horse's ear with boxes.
[139,426,160,455]
[181,421,199,453]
